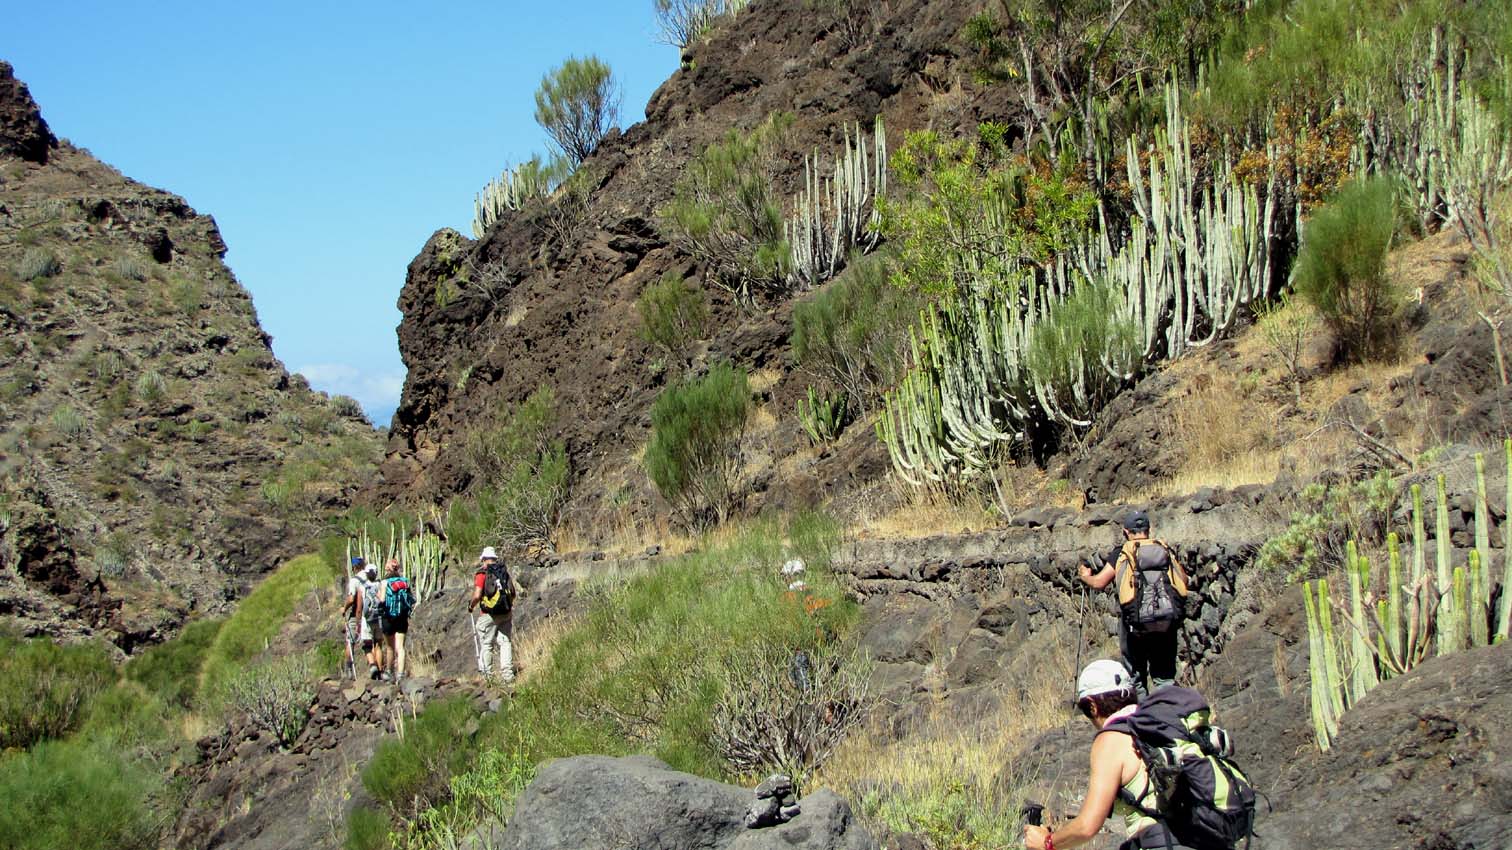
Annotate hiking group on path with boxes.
[1025,511,1258,850]
[336,511,1257,850]
[341,556,415,683]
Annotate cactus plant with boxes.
[797,386,850,445]
[786,117,887,288]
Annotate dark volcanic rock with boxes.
[1260,643,1512,850]
[0,61,56,163]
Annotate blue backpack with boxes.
[384,576,415,618]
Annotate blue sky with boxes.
[4,2,681,425]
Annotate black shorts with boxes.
[381,614,409,635]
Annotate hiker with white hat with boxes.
[468,546,517,684]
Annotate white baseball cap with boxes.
[1076,659,1133,702]
[781,558,805,576]
[480,546,498,560]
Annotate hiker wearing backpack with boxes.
[1022,659,1257,850]
[378,557,415,682]
[468,546,517,683]
[350,561,387,680]
[341,557,372,678]
[1079,510,1190,698]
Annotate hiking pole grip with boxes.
[1021,801,1045,827]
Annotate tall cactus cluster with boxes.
[472,159,555,239]
[344,521,448,606]
[786,117,888,289]
[1304,443,1512,750]
[879,82,1280,486]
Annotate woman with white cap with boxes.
[1022,659,1189,850]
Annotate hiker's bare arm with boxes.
[1079,561,1116,589]
[1026,733,1123,849]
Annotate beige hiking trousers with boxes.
[474,611,514,681]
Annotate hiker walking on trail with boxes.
[469,546,517,683]
[349,561,387,680]
[341,557,373,678]
[1079,510,1190,698]
[378,557,415,682]
[1022,659,1257,850]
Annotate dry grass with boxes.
[816,628,1080,848]
[513,613,580,682]
[852,483,996,539]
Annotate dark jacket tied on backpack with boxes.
[1102,687,1260,850]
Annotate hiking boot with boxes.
[380,670,392,682]
[369,664,380,680]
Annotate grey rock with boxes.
[754,774,794,800]
[745,795,783,829]
[499,755,746,850]
[727,790,876,850]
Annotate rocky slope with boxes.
[373,0,1000,529]
[0,61,382,649]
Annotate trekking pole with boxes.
[1072,557,1089,704]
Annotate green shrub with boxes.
[1256,470,1395,581]
[134,369,166,402]
[1293,177,1403,362]
[363,696,478,816]
[0,738,162,850]
[659,113,793,299]
[1024,274,1142,422]
[49,405,86,438]
[645,363,751,528]
[16,248,59,281]
[534,55,620,165]
[111,255,147,282]
[454,386,569,553]
[126,618,224,709]
[200,554,338,699]
[345,806,391,850]
[225,653,318,748]
[797,386,851,445]
[636,271,708,362]
[0,638,116,750]
[329,394,366,421]
[791,253,919,410]
[169,278,203,313]
[878,129,1096,298]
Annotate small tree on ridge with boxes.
[534,56,620,166]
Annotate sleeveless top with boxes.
[1101,706,1170,844]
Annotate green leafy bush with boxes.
[1293,177,1403,362]
[111,255,147,282]
[345,806,391,850]
[636,271,708,362]
[1024,274,1142,422]
[453,386,569,554]
[534,55,620,165]
[797,386,851,445]
[363,696,478,817]
[1256,470,1395,581]
[225,652,318,748]
[791,253,919,410]
[125,618,223,709]
[659,113,793,299]
[0,638,115,750]
[645,363,751,527]
[878,129,1096,298]
[200,554,338,699]
[0,738,162,850]
[15,248,59,281]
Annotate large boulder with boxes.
[498,755,877,850]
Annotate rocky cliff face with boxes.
[0,61,382,649]
[375,0,999,527]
